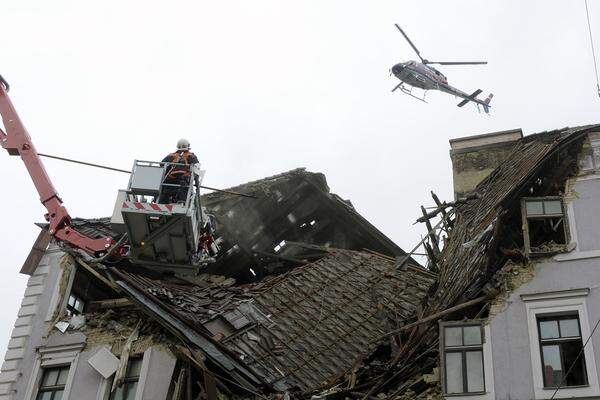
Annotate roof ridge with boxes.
[202,167,309,197]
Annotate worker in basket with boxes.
[158,138,199,204]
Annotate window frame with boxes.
[34,365,71,400]
[522,290,600,399]
[439,320,487,396]
[66,291,85,316]
[536,314,588,389]
[521,196,570,256]
[107,357,143,400]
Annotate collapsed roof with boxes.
[337,124,600,399]
[200,168,412,280]
[30,167,430,397]
[29,124,600,399]
[112,249,435,393]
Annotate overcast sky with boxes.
[0,0,599,361]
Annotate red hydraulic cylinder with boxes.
[0,75,114,255]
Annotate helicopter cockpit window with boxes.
[430,67,446,80]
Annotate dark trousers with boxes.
[158,176,190,204]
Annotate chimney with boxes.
[449,128,523,199]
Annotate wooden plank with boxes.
[20,229,52,275]
[204,371,218,400]
[87,298,132,310]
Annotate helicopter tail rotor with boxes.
[482,93,493,114]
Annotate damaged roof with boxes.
[111,249,435,393]
[49,169,415,281]
[350,124,600,398]
[201,168,414,278]
[31,125,600,399]
[36,167,427,396]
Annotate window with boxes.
[66,293,85,316]
[441,323,485,395]
[537,315,588,388]
[523,289,600,399]
[109,358,142,400]
[36,366,70,400]
[522,197,568,255]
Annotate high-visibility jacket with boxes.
[162,151,199,179]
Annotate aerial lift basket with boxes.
[111,160,212,274]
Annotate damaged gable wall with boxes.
[0,248,179,400]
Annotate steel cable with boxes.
[550,317,600,399]
[585,0,600,97]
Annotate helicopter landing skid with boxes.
[392,83,427,103]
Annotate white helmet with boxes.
[177,138,190,150]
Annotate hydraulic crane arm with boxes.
[0,75,113,255]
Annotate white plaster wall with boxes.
[489,173,600,400]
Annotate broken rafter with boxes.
[415,193,479,224]
[171,367,186,400]
[372,295,490,343]
[253,249,307,265]
[423,242,438,273]
[431,191,453,231]
[420,205,440,255]
[87,298,133,310]
[112,321,141,393]
[395,215,448,273]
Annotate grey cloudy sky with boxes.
[0,0,599,360]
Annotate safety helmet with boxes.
[177,138,190,151]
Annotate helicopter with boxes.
[391,24,493,113]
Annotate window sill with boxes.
[554,249,600,262]
[443,391,494,400]
[444,391,487,397]
[535,384,600,400]
[543,384,589,390]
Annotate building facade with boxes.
[438,126,600,400]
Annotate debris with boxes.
[69,314,85,330]
[111,321,140,393]
[54,321,69,333]
[88,347,121,379]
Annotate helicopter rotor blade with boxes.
[425,61,488,65]
[394,24,425,63]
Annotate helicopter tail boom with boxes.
[457,89,493,114]
[457,89,482,107]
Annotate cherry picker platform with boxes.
[111,160,218,274]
